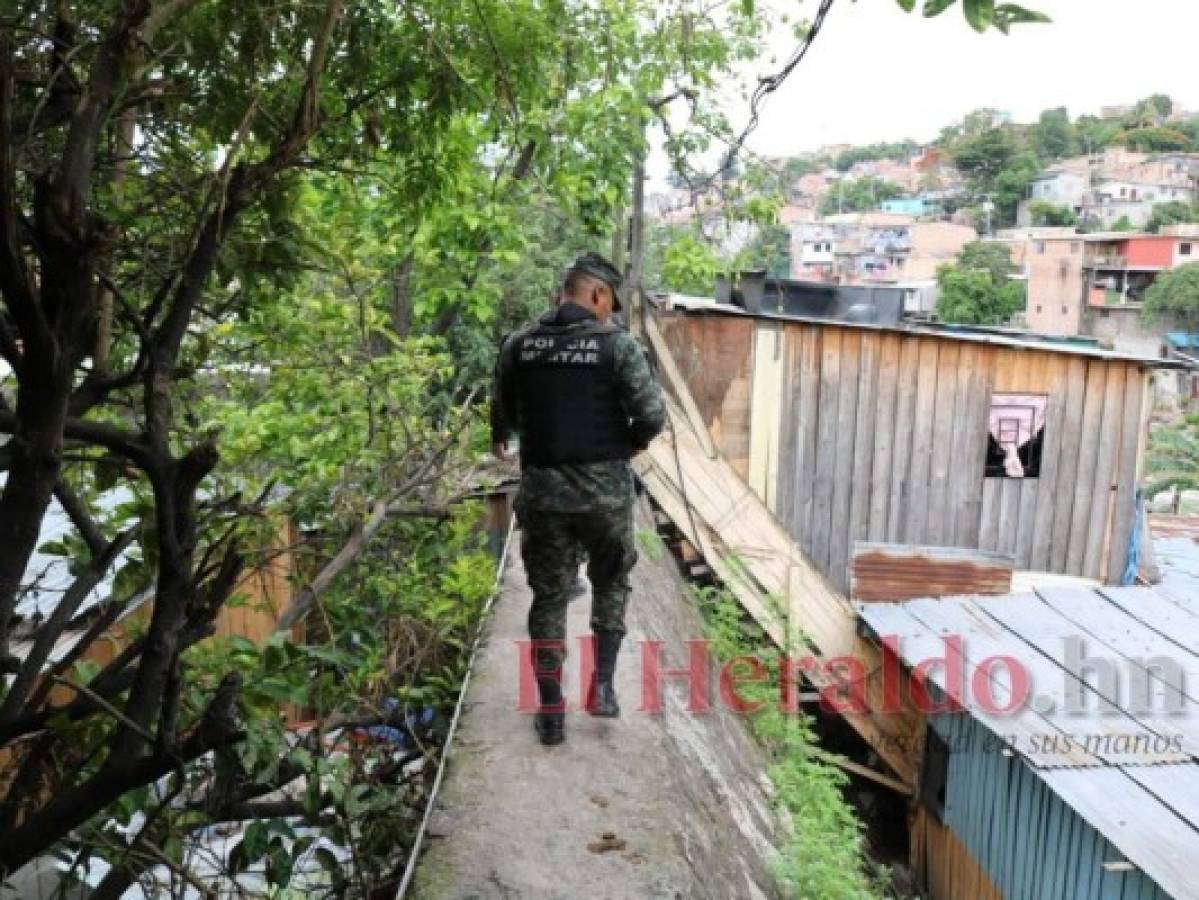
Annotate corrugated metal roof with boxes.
[857,584,1199,898]
[659,300,1185,368]
[858,586,1199,766]
[1039,767,1199,900]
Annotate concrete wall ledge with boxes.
[410,503,782,900]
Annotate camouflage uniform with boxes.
[491,304,665,670]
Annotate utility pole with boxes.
[627,150,646,339]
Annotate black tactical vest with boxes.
[511,321,634,467]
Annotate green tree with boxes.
[1127,93,1175,128]
[820,177,904,215]
[1148,201,1199,234]
[832,140,918,172]
[783,156,823,183]
[1111,215,1136,232]
[1146,415,1199,507]
[983,148,1042,228]
[662,232,723,296]
[1076,115,1121,154]
[951,126,1017,184]
[1142,263,1199,332]
[1177,116,1199,148]
[1115,126,1192,152]
[735,223,793,279]
[957,240,1020,283]
[935,241,1024,325]
[1031,106,1078,161]
[1029,200,1078,227]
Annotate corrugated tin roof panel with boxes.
[1039,766,1199,900]
[859,585,1199,898]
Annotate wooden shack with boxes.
[659,307,1174,593]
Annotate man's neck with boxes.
[553,299,600,322]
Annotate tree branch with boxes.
[0,673,243,877]
[56,0,152,210]
[273,412,472,633]
[53,477,108,557]
[25,587,154,713]
[0,409,153,469]
[0,527,136,724]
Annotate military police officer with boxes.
[491,252,666,745]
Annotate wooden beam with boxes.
[813,748,914,796]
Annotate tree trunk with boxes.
[0,365,73,665]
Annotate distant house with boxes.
[1085,233,1196,355]
[1025,169,1089,213]
[1002,229,1198,357]
[1003,230,1089,336]
[1090,179,1193,229]
[880,197,933,217]
[791,223,838,279]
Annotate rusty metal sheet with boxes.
[851,542,1014,602]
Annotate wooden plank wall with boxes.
[214,516,301,644]
[658,313,754,478]
[910,807,1004,900]
[659,314,1149,593]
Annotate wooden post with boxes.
[627,152,646,339]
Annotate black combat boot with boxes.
[533,648,565,745]
[586,632,622,718]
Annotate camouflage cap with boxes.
[568,251,624,310]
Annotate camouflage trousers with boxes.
[518,504,637,670]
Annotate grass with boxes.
[690,581,891,900]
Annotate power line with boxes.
[667,0,840,191]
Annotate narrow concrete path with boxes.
[411,503,781,899]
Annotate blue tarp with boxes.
[1165,331,1199,350]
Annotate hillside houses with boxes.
[1019,149,1199,229]
[791,215,977,313]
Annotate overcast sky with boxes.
[651,0,1195,178]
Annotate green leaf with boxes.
[995,3,1051,24]
[314,847,342,873]
[740,0,754,14]
[923,0,957,17]
[896,0,917,10]
[230,821,270,874]
[963,0,993,31]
